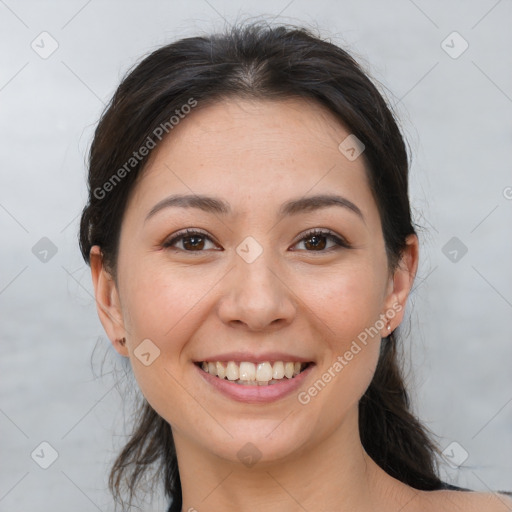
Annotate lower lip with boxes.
[195,363,315,404]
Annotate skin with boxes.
[90,98,511,512]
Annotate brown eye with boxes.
[293,229,350,252]
[303,233,327,250]
[163,229,218,252]
[181,234,206,250]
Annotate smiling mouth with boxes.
[196,361,312,385]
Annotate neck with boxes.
[173,408,414,512]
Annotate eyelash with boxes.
[162,228,351,254]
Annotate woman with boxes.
[79,22,511,512]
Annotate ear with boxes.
[89,245,129,357]
[381,234,419,335]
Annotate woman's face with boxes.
[91,97,417,465]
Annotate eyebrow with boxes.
[145,193,365,223]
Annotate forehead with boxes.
[127,97,377,222]
[155,96,354,166]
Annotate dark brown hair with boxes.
[79,21,444,511]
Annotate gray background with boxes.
[1,0,511,510]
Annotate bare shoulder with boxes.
[461,491,512,511]
[419,489,512,512]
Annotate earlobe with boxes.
[382,234,419,335]
[89,246,129,357]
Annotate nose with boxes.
[216,250,296,332]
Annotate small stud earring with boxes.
[118,337,126,346]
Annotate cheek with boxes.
[120,259,217,341]
[306,261,387,340]
[300,263,385,403]
[117,262,211,421]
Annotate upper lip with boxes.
[195,352,314,364]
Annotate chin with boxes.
[197,416,319,467]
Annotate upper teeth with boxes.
[201,361,306,383]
